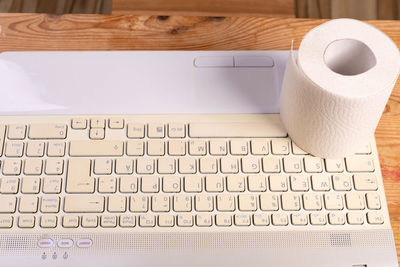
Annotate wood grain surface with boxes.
[0,14,399,261]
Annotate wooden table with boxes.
[0,13,399,261]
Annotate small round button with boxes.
[38,238,54,248]
[76,239,93,248]
[57,239,74,248]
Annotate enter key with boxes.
[66,158,95,193]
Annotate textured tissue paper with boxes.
[280,18,400,159]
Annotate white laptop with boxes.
[0,51,397,267]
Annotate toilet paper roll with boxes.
[280,18,400,158]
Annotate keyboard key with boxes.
[18,215,35,228]
[209,140,227,155]
[26,141,45,157]
[21,177,40,194]
[178,158,196,174]
[66,158,94,193]
[215,214,232,226]
[101,215,117,228]
[108,195,126,212]
[64,195,104,213]
[0,177,19,194]
[251,139,269,155]
[141,176,159,193]
[325,159,344,173]
[346,156,374,172]
[328,213,345,225]
[283,157,302,173]
[148,123,165,138]
[158,214,174,227]
[303,194,322,210]
[248,175,267,192]
[177,214,193,227]
[230,140,248,155]
[324,194,343,210]
[109,118,124,129]
[271,139,289,155]
[137,158,155,174]
[71,118,87,129]
[189,140,207,155]
[115,159,134,174]
[242,157,260,173]
[310,213,326,225]
[119,176,138,193]
[162,176,181,193]
[8,124,26,139]
[0,125,5,156]
[130,195,148,212]
[355,143,371,154]
[82,215,98,228]
[40,196,60,213]
[282,194,300,211]
[272,213,288,226]
[220,158,239,174]
[269,175,288,192]
[90,118,105,128]
[2,159,22,175]
[227,175,245,192]
[290,175,309,191]
[42,177,62,194]
[98,176,117,193]
[347,212,364,225]
[184,175,202,192]
[332,174,352,191]
[311,175,330,191]
[89,128,105,139]
[152,195,170,212]
[5,141,24,157]
[238,194,257,211]
[19,196,38,213]
[199,158,218,174]
[173,195,191,212]
[291,142,307,155]
[216,194,235,211]
[196,214,212,227]
[353,174,378,191]
[45,158,63,175]
[367,212,384,224]
[0,196,16,213]
[127,123,145,138]
[40,215,57,228]
[345,193,365,210]
[120,215,135,227]
[366,193,381,210]
[158,158,176,174]
[29,123,67,139]
[234,214,251,226]
[262,157,280,173]
[24,159,42,175]
[195,195,213,211]
[0,215,13,228]
[168,140,186,156]
[62,215,79,228]
[189,122,287,138]
[168,123,185,138]
[260,194,279,211]
[126,140,144,156]
[291,213,308,225]
[47,141,65,157]
[147,140,165,156]
[69,140,123,156]
[253,213,269,226]
[304,157,323,173]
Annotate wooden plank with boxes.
[0,15,399,263]
[112,0,295,17]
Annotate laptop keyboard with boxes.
[0,114,388,231]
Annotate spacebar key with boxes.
[189,122,287,138]
[64,195,104,213]
[69,140,123,156]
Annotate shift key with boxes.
[69,140,123,156]
[64,195,104,213]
